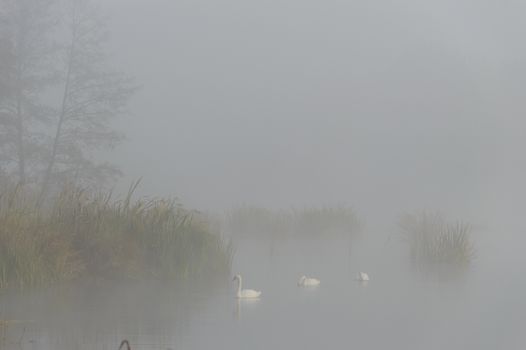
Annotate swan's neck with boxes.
[236,277,242,297]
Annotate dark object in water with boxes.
[119,340,131,350]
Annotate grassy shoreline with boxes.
[0,182,233,290]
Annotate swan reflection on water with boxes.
[234,296,260,321]
[356,272,370,282]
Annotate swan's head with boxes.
[232,274,241,282]
[298,275,306,285]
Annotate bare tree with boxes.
[0,4,13,98]
[0,5,14,177]
[0,0,57,185]
[39,0,136,196]
[0,0,135,193]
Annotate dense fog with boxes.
[1,0,525,349]
[105,0,526,225]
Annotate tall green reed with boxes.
[0,182,232,290]
[399,211,475,267]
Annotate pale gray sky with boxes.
[101,0,526,226]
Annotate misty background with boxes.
[2,1,526,349]
[103,0,525,231]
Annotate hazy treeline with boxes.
[0,0,135,197]
[226,205,362,237]
[226,205,475,270]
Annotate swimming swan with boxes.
[356,272,370,281]
[233,275,261,299]
[298,275,321,286]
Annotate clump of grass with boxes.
[399,212,475,267]
[0,182,233,290]
[226,205,362,237]
[0,185,83,289]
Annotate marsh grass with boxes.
[0,182,232,290]
[399,212,475,267]
[226,205,362,237]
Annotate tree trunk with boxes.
[39,27,76,201]
[15,63,25,185]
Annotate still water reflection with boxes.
[1,230,524,350]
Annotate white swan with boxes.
[298,275,321,287]
[356,272,370,281]
[233,275,261,299]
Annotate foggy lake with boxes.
[2,0,526,349]
[1,222,524,350]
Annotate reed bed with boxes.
[399,212,475,267]
[0,182,233,290]
[226,205,362,237]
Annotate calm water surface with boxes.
[1,227,524,350]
